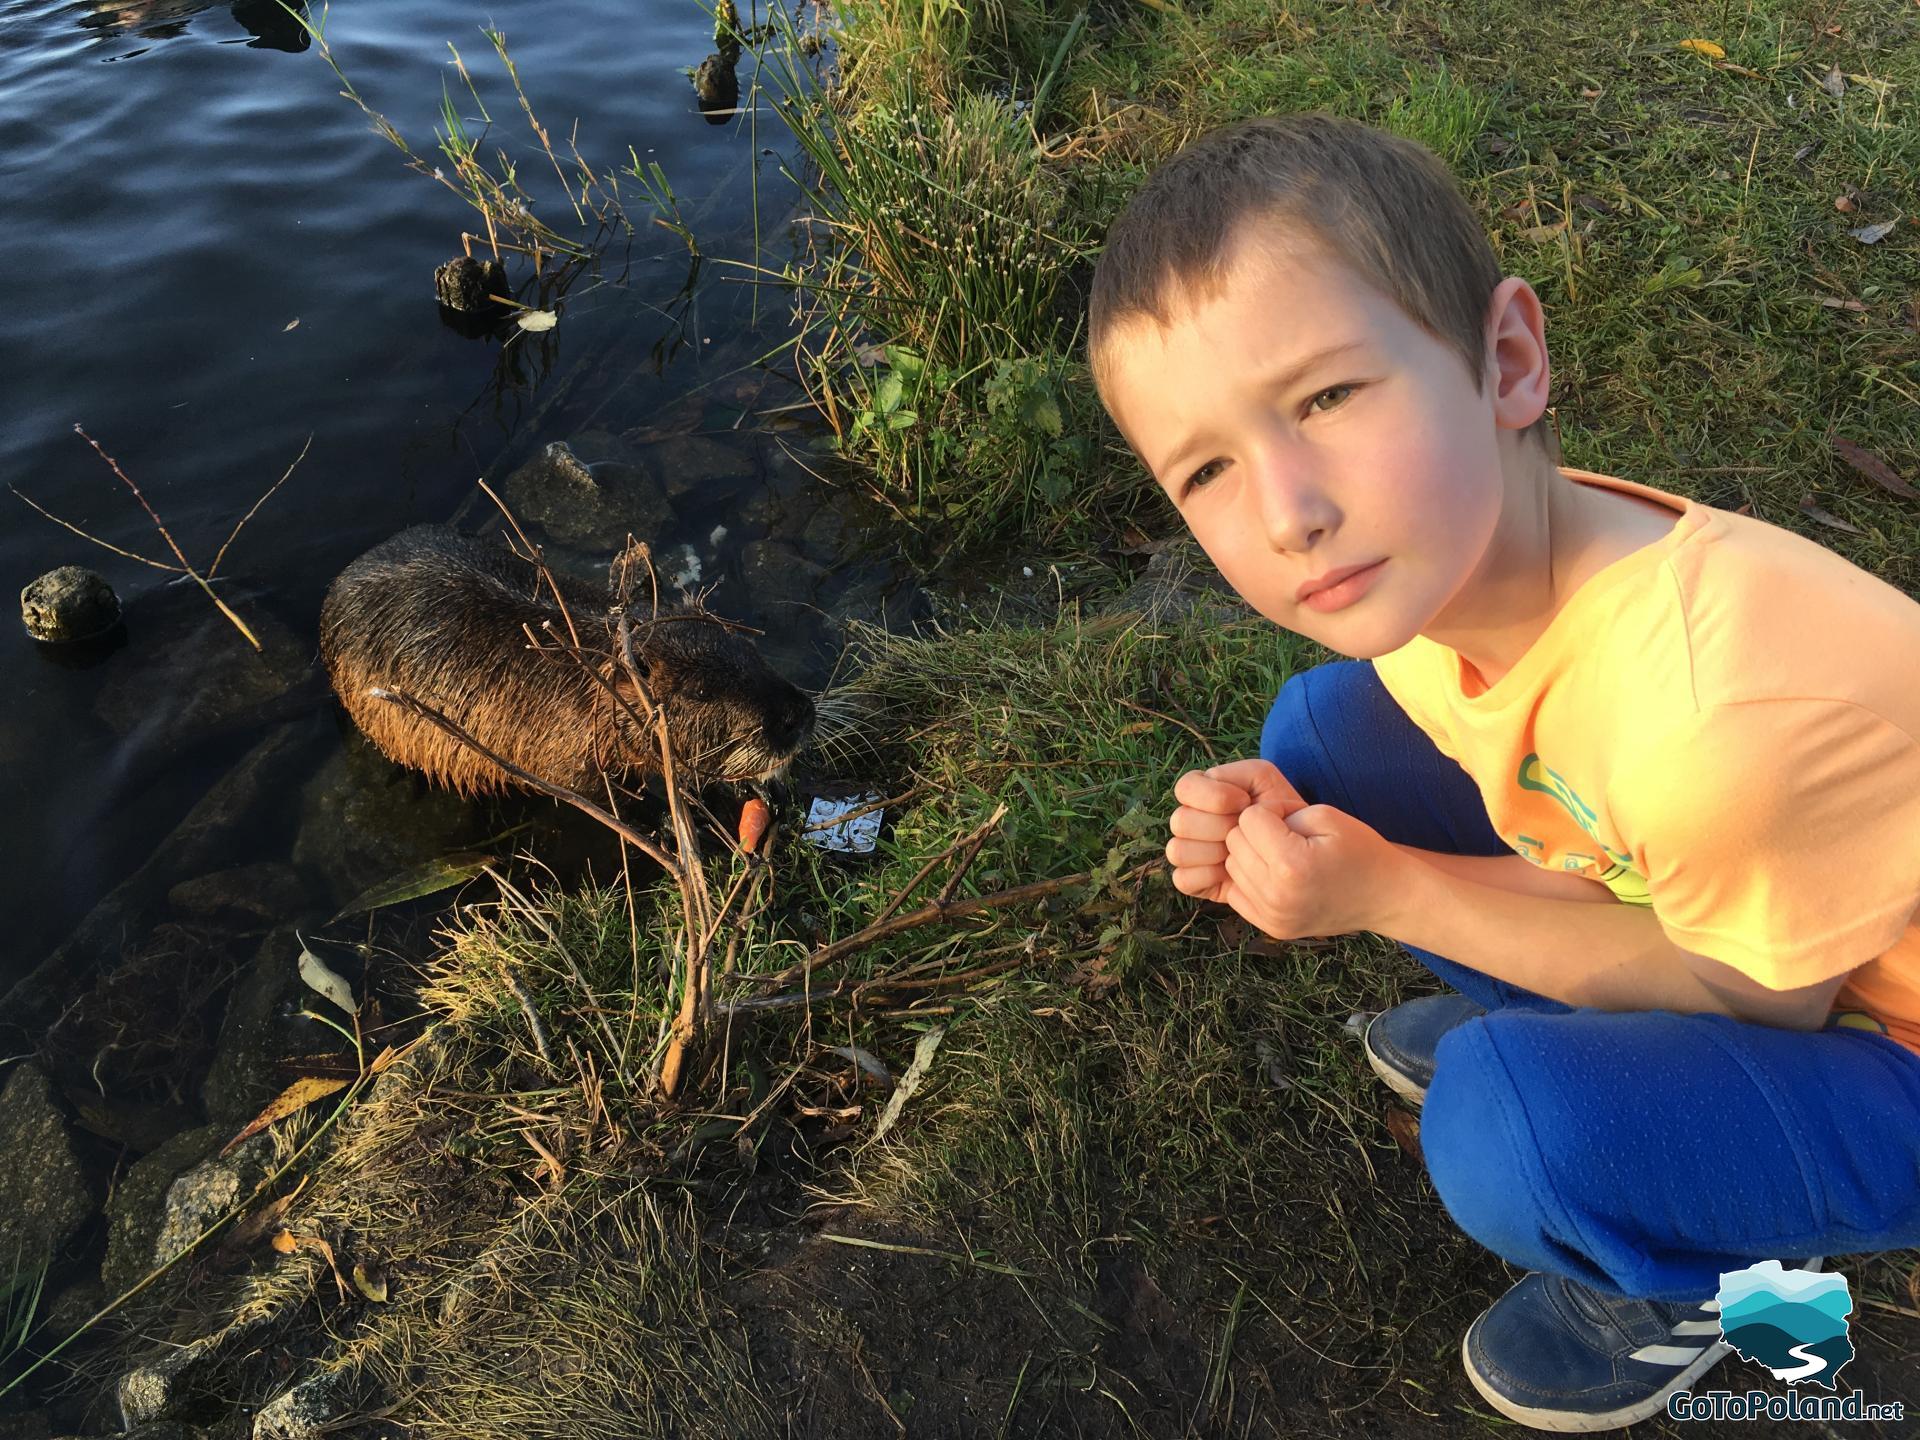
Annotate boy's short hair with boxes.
[1090,111,1556,456]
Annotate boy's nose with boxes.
[1255,457,1339,554]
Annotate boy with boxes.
[1089,112,1920,1431]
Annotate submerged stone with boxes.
[0,1063,93,1268]
[433,257,510,316]
[501,439,675,552]
[433,255,509,313]
[20,564,120,643]
[693,52,739,120]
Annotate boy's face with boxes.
[1100,234,1536,659]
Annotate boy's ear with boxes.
[1482,276,1551,433]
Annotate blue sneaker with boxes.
[1362,992,1486,1107]
[1463,1260,1824,1432]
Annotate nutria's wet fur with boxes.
[319,525,815,798]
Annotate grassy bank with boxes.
[81,563,1920,1436]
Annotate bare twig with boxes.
[932,803,1008,906]
[503,966,553,1065]
[747,859,1162,993]
[480,475,581,649]
[8,487,179,571]
[208,431,313,578]
[869,802,1008,929]
[74,425,196,572]
[71,425,264,650]
[801,784,929,832]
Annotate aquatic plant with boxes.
[274,3,679,271]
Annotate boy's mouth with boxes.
[1297,559,1386,613]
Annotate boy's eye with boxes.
[1185,460,1225,493]
[1308,383,1354,414]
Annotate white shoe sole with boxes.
[1362,1023,1431,1107]
[1461,1320,1733,1433]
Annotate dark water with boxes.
[0,1,905,1020]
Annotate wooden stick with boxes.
[866,803,1006,929]
[747,859,1162,992]
[70,424,262,649]
[9,486,180,571]
[209,432,312,578]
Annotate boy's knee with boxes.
[1422,1018,1570,1269]
[1259,662,1366,806]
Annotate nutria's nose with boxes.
[770,685,815,754]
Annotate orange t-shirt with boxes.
[1371,467,1920,1056]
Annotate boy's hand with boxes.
[1166,758,1405,940]
[1166,760,1306,898]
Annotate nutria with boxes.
[318,525,814,797]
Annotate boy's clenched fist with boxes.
[1167,759,1408,941]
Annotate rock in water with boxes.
[693,53,739,121]
[0,1063,93,1266]
[20,564,120,643]
[433,255,509,313]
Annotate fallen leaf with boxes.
[1483,135,1512,154]
[282,317,300,332]
[1521,220,1569,243]
[1677,38,1726,59]
[271,1230,348,1298]
[1580,86,1603,99]
[221,1076,351,1155]
[1849,219,1899,244]
[224,1178,309,1251]
[1799,495,1864,534]
[825,1045,893,1089]
[1832,437,1918,501]
[864,1025,944,1148]
[1067,952,1124,997]
[1384,1108,1422,1159]
[351,1259,389,1303]
[516,309,558,332]
[1834,194,1856,212]
[1821,64,1846,99]
[1817,296,1868,311]
[295,934,358,1017]
[330,851,495,921]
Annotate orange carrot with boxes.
[738,796,771,855]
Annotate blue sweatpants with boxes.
[1259,659,1920,1303]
